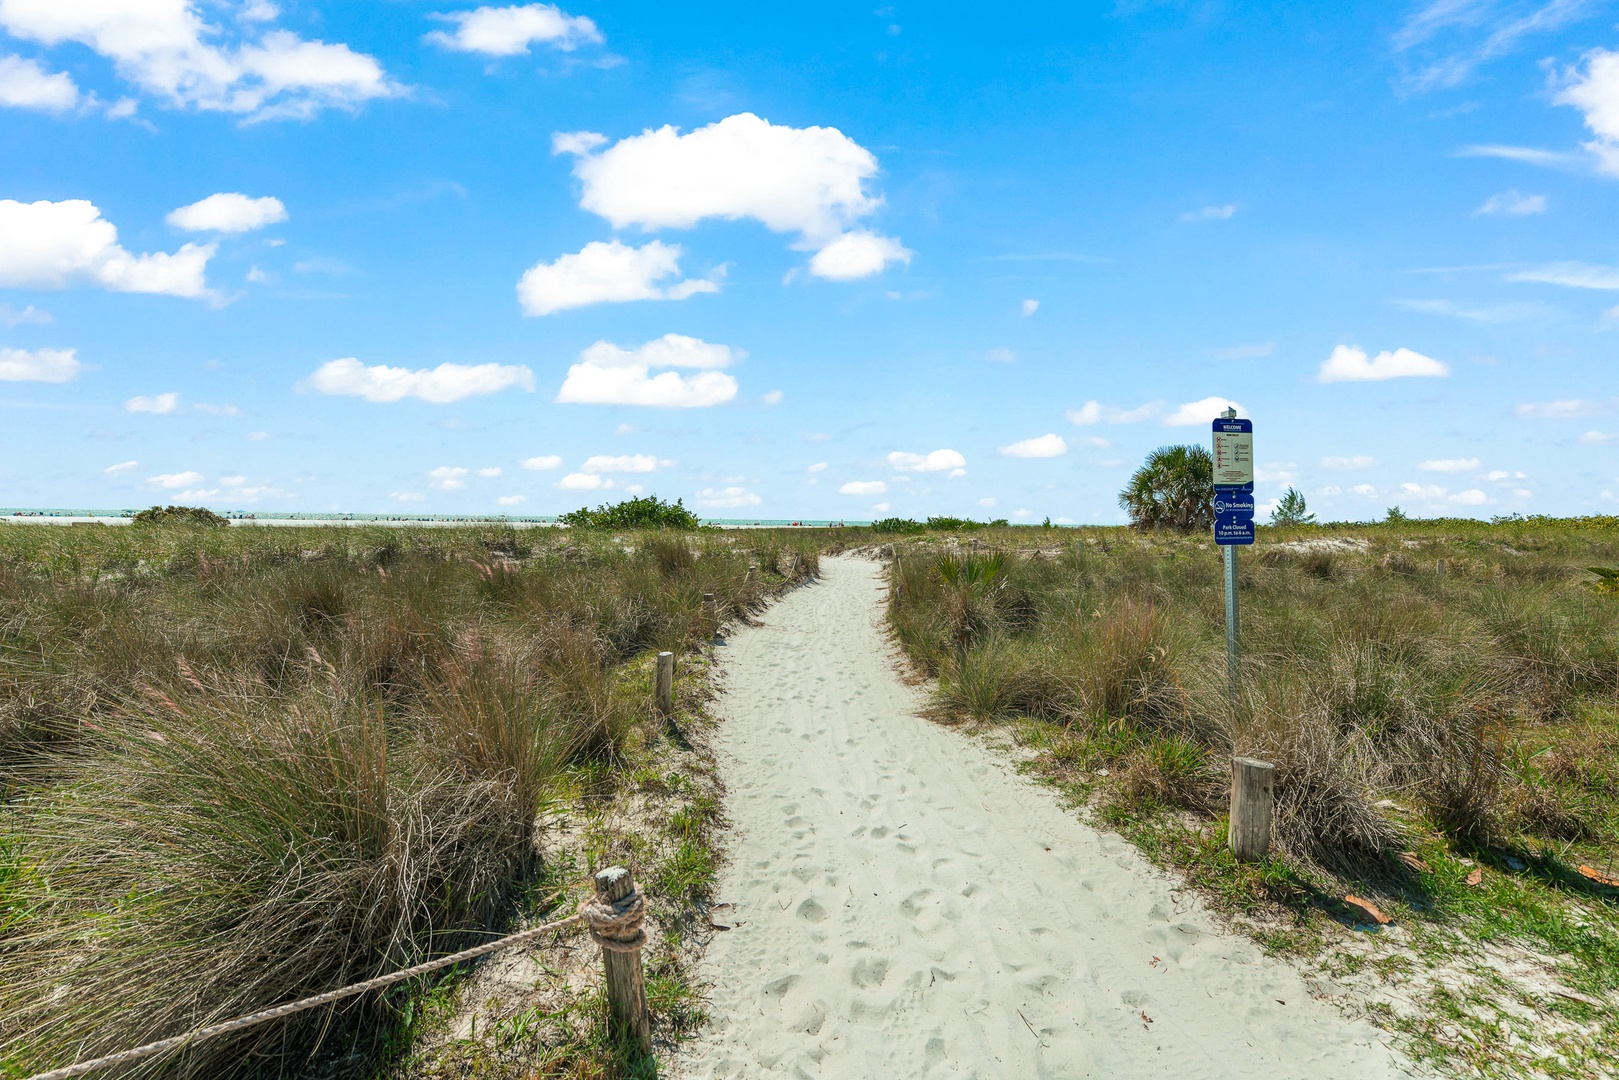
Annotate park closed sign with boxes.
[1211,415,1254,546]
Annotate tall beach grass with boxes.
[0,523,821,1077]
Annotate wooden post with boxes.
[1229,756,1275,862]
[595,866,651,1055]
[655,651,674,716]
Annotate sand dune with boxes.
[676,554,1417,1078]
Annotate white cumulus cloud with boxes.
[126,392,179,414]
[806,230,910,280]
[1020,298,1039,316]
[426,4,601,55]
[1556,48,1619,177]
[1402,482,1447,499]
[839,480,886,495]
[517,239,719,316]
[301,358,535,403]
[557,472,608,490]
[0,199,214,297]
[1419,457,1481,473]
[0,53,77,110]
[103,460,138,475]
[428,466,469,490]
[167,192,286,233]
[521,454,563,470]
[149,470,202,488]
[555,112,905,278]
[696,486,761,508]
[1164,396,1242,426]
[806,461,828,473]
[999,434,1067,458]
[0,346,80,382]
[556,333,740,408]
[1319,345,1448,382]
[887,449,966,473]
[0,1,399,121]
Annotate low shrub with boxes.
[559,495,702,531]
[132,504,230,527]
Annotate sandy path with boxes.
[676,555,1415,1079]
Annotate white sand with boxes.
[676,555,1418,1079]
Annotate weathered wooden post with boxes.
[655,651,674,716]
[592,866,650,1054]
[1229,756,1275,862]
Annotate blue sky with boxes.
[2,1,1618,522]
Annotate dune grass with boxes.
[886,520,1619,1076]
[0,523,822,1078]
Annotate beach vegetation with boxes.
[1118,445,1215,533]
[1270,487,1316,526]
[0,522,821,1078]
[559,495,702,531]
[131,504,230,527]
[887,518,1619,1073]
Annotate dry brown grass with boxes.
[0,523,824,1078]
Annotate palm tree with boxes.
[1118,445,1214,533]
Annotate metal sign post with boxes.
[1211,409,1254,707]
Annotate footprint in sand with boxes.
[796,897,829,922]
[682,556,1421,1080]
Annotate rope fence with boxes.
[22,867,650,1080]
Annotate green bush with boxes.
[869,517,926,534]
[131,504,230,528]
[559,495,701,530]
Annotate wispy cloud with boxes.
[1393,297,1552,322]
[1419,457,1481,472]
[1066,400,1164,425]
[1213,342,1273,360]
[1454,144,1582,168]
[1517,398,1613,418]
[1508,262,1619,289]
[1395,0,1598,91]
[1180,204,1237,222]
[1474,189,1546,215]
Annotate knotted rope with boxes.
[21,877,648,1080]
[581,881,648,953]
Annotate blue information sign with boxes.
[1212,490,1255,516]
[1212,414,1255,545]
[1214,515,1256,545]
